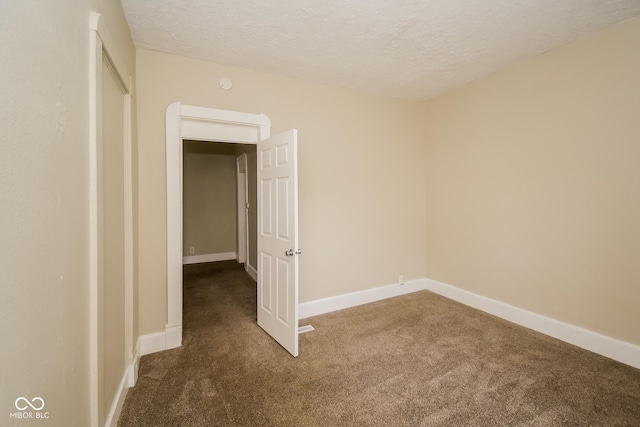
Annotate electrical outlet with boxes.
[189,247,195,254]
[399,274,404,285]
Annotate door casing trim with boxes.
[165,103,271,349]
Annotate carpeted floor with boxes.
[118,261,640,426]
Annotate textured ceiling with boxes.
[121,0,640,100]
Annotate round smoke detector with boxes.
[219,77,233,91]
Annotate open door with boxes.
[257,129,300,357]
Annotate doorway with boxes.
[165,103,301,357]
[164,104,270,350]
[181,140,257,276]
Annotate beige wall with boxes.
[136,49,427,334]
[183,141,238,256]
[1,8,636,425]
[0,0,136,425]
[422,18,640,345]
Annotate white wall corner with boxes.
[182,252,237,265]
[299,278,428,319]
[424,278,640,370]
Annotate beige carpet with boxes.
[118,261,640,426]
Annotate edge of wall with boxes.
[182,252,237,265]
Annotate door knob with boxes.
[285,249,294,256]
[295,249,302,255]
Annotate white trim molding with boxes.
[246,263,258,282]
[104,365,132,427]
[166,103,271,349]
[183,252,237,265]
[138,324,184,356]
[104,346,139,427]
[236,153,248,265]
[138,331,167,356]
[424,278,640,369]
[103,371,128,427]
[297,276,640,369]
[299,279,427,319]
[165,324,183,350]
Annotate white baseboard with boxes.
[246,263,257,282]
[138,324,183,356]
[135,276,640,370]
[129,342,140,387]
[165,324,182,350]
[138,330,166,356]
[297,276,639,369]
[104,348,140,427]
[424,278,640,369]
[299,278,427,319]
[182,252,236,265]
[104,370,128,427]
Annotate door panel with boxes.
[261,179,273,236]
[277,177,290,239]
[260,252,273,312]
[277,258,290,323]
[257,129,299,357]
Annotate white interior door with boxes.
[257,129,300,357]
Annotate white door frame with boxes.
[236,153,248,265]
[165,103,271,349]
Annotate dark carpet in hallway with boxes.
[118,261,640,426]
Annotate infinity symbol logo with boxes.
[15,397,45,411]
